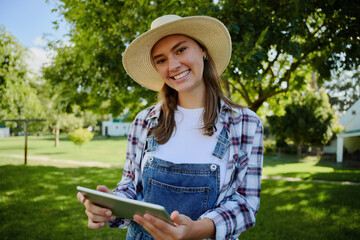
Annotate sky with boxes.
[0,0,69,74]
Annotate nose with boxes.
[168,55,181,72]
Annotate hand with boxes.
[133,211,215,240]
[77,185,116,229]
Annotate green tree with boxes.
[0,26,45,130]
[33,78,83,146]
[44,0,216,118]
[267,89,336,156]
[218,0,360,111]
[43,89,86,146]
[45,0,359,115]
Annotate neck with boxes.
[177,88,206,109]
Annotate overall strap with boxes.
[211,127,230,161]
[145,134,158,152]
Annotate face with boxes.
[151,34,207,94]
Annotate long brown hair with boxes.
[151,45,242,144]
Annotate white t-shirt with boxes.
[143,105,229,188]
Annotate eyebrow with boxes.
[152,41,187,61]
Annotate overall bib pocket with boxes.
[145,178,210,220]
[142,157,219,221]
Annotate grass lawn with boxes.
[2,134,359,182]
[263,155,360,182]
[0,134,127,166]
[0,165,127,240]
[1,135,360,239]
[243,179,360,240]
[0,164,359,240]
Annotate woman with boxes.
[77,15,263,240]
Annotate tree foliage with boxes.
[323,68,360,113]
[218,0,360,111]
[267,89,337,155]
[44,0,215,119]
[44,0,360,116]
[0,26,45,127]
[37,82,98,146]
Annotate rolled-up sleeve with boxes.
[108,110,150,228]
[201,117,263,239]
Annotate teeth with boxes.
[173,70,189,80]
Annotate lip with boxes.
[171,70,190,81]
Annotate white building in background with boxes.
[102,115,131,137]
[336,98,360,163]
[0,125,10,138]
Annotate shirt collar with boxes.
[146,102,162,122]
[219,98,240,113]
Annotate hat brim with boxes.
[122,16,231,92]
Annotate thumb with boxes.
[170,211,191,226]
[97,185,113,194]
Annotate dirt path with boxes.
[1,154,359,185]
[262,175,360,186]
[0,154,122,168]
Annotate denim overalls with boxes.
[126,127,230,240]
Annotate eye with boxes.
[155,58,166,64]
[176,47,187,55]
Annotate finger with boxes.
[84,199,113,217]
[171,211,191,226]
[133,215,165,240]
[87,218,106,229]
[144,213,172,232]
[170,211,179,225]
[136,214,175,240]
[85,209,116,222]
[96,185,113,194]
[77,192,86,203]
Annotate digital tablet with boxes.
[77,186,173,225]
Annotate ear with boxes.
[201,48,207,58]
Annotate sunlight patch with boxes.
[275,203,296,211]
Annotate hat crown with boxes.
[151,15,182,29]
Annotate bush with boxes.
[267,90,336,156]
[263,138,276,154]
[69,128,94,146]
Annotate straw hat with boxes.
[122,15,231,92]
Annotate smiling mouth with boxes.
[172,70,190,80]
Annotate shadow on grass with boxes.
[0,165,127,240]
[91,136,128,141]
[242,179,360,240]
[305,171,360,182]
[38,135,127,142]
[263,154,301,167]
[265,171,360,183]
[34,152,68,156]
[264,154,360,182]
[0,146,25,151]
[265,154,357,169]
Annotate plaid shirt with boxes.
[109,100,263,240]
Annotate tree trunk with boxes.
[24,121,28,165]
[250,98,266,113]
[316,147,321,158]
[297,144,302,157]
[277,147,282,157]
[55,124,60,147]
